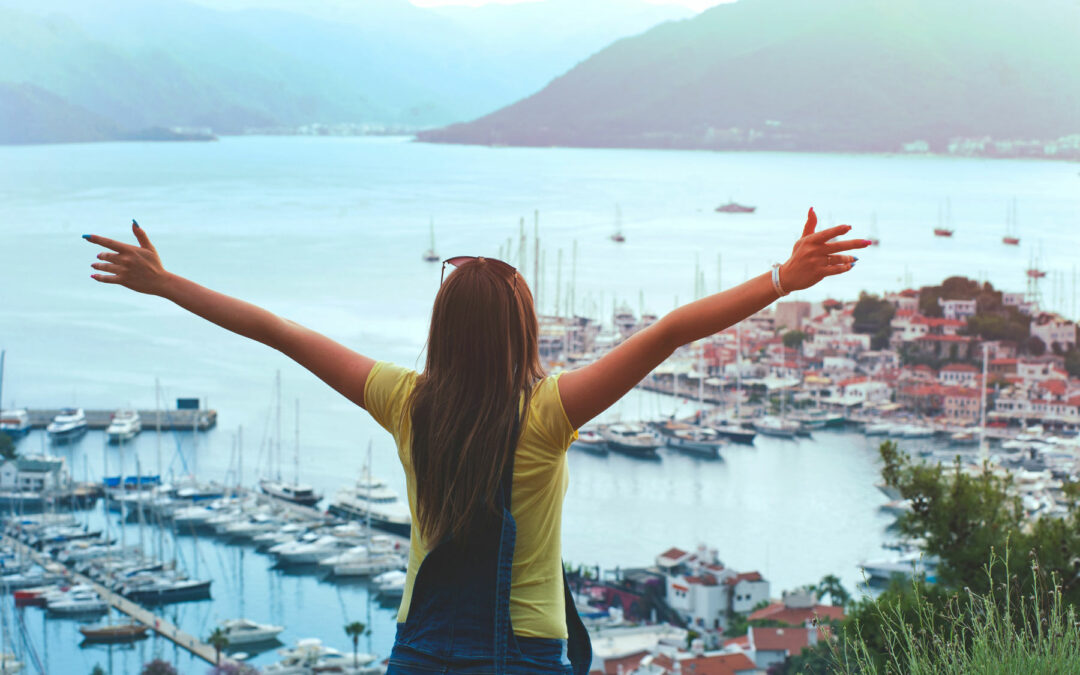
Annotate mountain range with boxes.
[418,0,1080,153]
[0,0,692,144]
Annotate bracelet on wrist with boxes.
[771,263,789,297]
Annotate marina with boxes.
[24,410,216,432]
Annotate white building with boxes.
[939,363,979,387]
[658,546,770,632]
[939,298,977,321]
[1031,314,1076,352]
[0,455,68,492]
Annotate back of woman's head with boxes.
[409,257,544,545]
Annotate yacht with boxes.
[715,201,756,213]
[710,417,756,444]
[117,571,212,604]
[863,422,894,436]
[599,424,662,459]
[0,653,24,674]
[105,409,142,443]
[218,618,285,645]
[270,534,351,565]
[0,409,31,439]
[860,553,939,586]
[259,479,322,507]
[665,427,724,459]
[328,469,412,538]
[374,569,407,598]
[47,588,108,615]
[78,623,150,643]
[753,416,800,439]
[45,408,88,443]
[570,428,608,455]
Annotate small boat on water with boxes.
[1,653,24,674]
[79,622,150,643]
[570,428,608,455]
[0,409,31,439]
[710,417,756,444]
[422,217,439,262]
[374,569,407,599]
[863,422,894,436]
[933,228,953,237]
[219,618,285,645]
[753,417,800,439]
[950,430,980,445]
[327,466,412,538]
[259,479,321,507]
[47,588,108,615]
[46,408,88,443]
[715,202,756,213]
[105,409,141,443]
[600,423,662,459]
[610,204,626,243]
[860,552,939,586]
[1003,198,1020,245]
[666,427,724,459]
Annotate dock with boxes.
[2,534,228,665]
[26,408,217,431]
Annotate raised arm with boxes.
[557,208,870,429]
[84,222,376,408]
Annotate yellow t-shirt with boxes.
[363,361,578,639]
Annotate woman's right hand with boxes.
[85,221,170,296]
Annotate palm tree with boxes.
[207,627,229,665]
[344,621,367,668]
[816,574,851,607]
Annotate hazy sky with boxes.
[411,0,728,10]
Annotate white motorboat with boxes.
[45,408,88,443]
[333,554,404,578]
[863,422,894,436]
[219,618,285,645]
[172,504,219,530]
[753,416,799,439]
[1,652,25,674]
[710,417,757,444]
[600,423,662,459]
[47,588,108,615]
[860,552,939,585]
[105,409,141,443]
[259,479,322,507]
[570,428,608,455]
[374,569,407,598]
[271,535,350,565]
[222,513,281,539]
[264,638,340,675]
[328,469,412,538]
[0,409,31,439]
[900,425,935,439]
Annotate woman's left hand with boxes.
[85,221,169,296]
[780,207,871,292]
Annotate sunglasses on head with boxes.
[440,256,519,287]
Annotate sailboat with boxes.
[422,218,439,262]
[1002,199,1020,246]
[259,378,322,507]
[933,199,953,237]
[610,205,625,243]
[866,213,880,246]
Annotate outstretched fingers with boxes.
[131,221,156,251]
[801,207,817,238]
[808,224,852,244]
[822,262,856,277]
[824,238,873,254]
[83,234,131,253]
[91,273,122,284]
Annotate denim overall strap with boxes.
[561,566,593,675]
[392,415,524,673]
[492,426,518,674]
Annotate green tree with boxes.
[782,330,807,351]
[815,574,850,608]
[1026,335,1046,356]
[1066,348,1080,378]
[207,627,229,665]
[852,292,895,349]
[208,664,259,675]
[91,666,106,675]
[344,621,368,669]
[0,432,15,461]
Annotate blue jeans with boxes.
[388,633,573,675]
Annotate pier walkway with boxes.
[26,408,216,431]
[1,535,226,666]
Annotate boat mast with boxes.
[294,398,300,487]
[275,370,282,483]
[735,322,743,419]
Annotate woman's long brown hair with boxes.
[407,257,544,546]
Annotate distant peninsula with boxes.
[418,0,1080,160]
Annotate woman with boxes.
[84,209,866,674]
